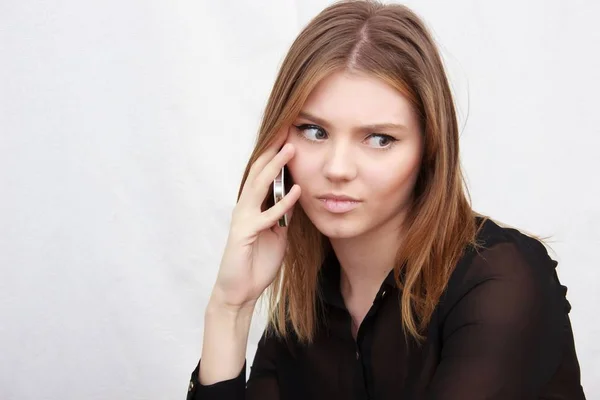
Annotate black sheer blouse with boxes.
[187,218,586,399]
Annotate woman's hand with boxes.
[210,127,301,311]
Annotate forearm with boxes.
[199,296,255,385]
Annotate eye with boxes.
[293,124,398,151]
[294,124,327,141]
[365,134,398,150]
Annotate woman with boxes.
[187,1,585,399]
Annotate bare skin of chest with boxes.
[348,307,369,340]
[343,286,380,341]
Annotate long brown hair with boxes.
[235,0,534,343]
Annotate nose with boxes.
[322,140,357,182]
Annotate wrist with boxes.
[206,294,256,321]
[207,288,258,316]
[200,297,254,386]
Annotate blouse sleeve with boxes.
[426,240,572,399]
[186,329,281,400]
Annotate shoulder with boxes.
[456,216,558,283]
[438,217,566,319]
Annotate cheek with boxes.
[365,159,421,199]
[285,144,318,186]
[285,154,316,211]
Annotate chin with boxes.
[311,216,367,239]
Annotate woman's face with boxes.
[285,70,424,239]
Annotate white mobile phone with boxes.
[273,166,288,227]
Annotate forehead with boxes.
[301,71,416,127]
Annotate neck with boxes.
[330,213,405,307]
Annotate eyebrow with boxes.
[297,111,408,133]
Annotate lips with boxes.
[317,194,360,202]
[317,194,361,213]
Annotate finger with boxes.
[244,126,289,188]
[249,143,295,208]
[256,184,301,231]
[271,202,297,237]
[287,203,296,223]
[239,127,289,207]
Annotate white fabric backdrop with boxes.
[1,0,598,398]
